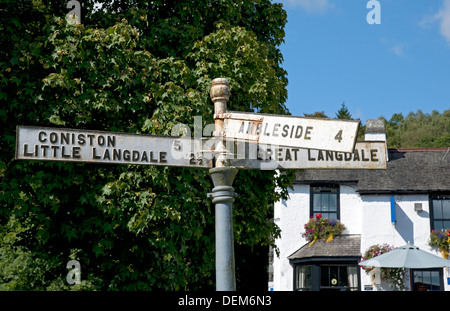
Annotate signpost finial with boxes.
[210,78,230,114]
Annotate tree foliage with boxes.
[0,0,293,290]
[382,109,450,148]
[306,106,449,148]
[335,102,352,120]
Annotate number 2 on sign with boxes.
[335,130,343,143]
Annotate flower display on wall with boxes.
[301,214,346,247]
[360,244,406,291]
[429,229,450,259]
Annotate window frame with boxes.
[310,184,340,220]
[429,194,450,231]
[410,268,444,291]
[292,258,360,291]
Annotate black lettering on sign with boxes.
[282,125,289,137]
[272,124,280,137]
[41,145,49,157]
[73,147,81,159]
[61,146,71,158]
[304,126,313,140]
[78,134,86,145]
[50,132,58,144]
[295,126,303,138]
[361,149,370,161]
[308,149,315,161]
[61,133,70,145]
[93,147,101,159]
[51,146,59,157]
[263,123,270,136]
[334,130,343,143]
[238,121,245,134]
[370,149,378,162]
[255,123,262,135]
[39,132,47,143]
[247,122,255,135]
[160,152,167,163]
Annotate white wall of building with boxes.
[272,184,450,291]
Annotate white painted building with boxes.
[269,120,450,291]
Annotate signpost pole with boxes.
[209,78,238,291]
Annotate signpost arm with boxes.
[209,78,238,291]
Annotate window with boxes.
[411,269,443,291]
[294,263,359,291]
[295,265,312,291]
[320,265,359,291]
[311,185,339,219]
[430,195,450,231]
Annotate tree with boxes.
[333,103,366,141]
[383,109,450,148]
[335,102,352,120]
[0,0,293,290]
[303,111,328,118]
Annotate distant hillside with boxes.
[381,109,450,148]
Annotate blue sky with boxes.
[277,0,450,123]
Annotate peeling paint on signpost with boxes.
[14,77,385,292]
[228,141,387,170]
[15,126,211,168]
[219,111,360,153]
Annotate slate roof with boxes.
[294,148,450,194]
[288,235,361,260]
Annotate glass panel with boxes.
[414,271,423,284]
[322,193,330,211]
[347,266,358,290]
[313,194,321,213]
[434,221,444,232]
[444,221,450,231]
[431,271,440,287]
[305,266,312,289]
[338,266,348,287]
[442,200,450,218]
[423,271,431,289]
[311,186,339,219]
[321,266,329,287]
[295,265,312,291]
[329,266,338,288]
[329,194,337,211]
[296,266,304,289]
[433,200,443,218]
[413,270,442,291]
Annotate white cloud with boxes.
[392,43,406,57]
[438,0,450,41]
[280,0,333,14]
[421,0,450,42]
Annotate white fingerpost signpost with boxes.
[220,111,359,152]
[15,77,386,291]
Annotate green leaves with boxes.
[0,0,290,290]
[383,109,450,148]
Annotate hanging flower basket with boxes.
[360,244,406,291]
[429,229,450,259]
[301,214,346,247]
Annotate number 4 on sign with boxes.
[335,130,343,143]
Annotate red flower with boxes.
[315,213,322,219]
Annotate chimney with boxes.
[365,119,388,161]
